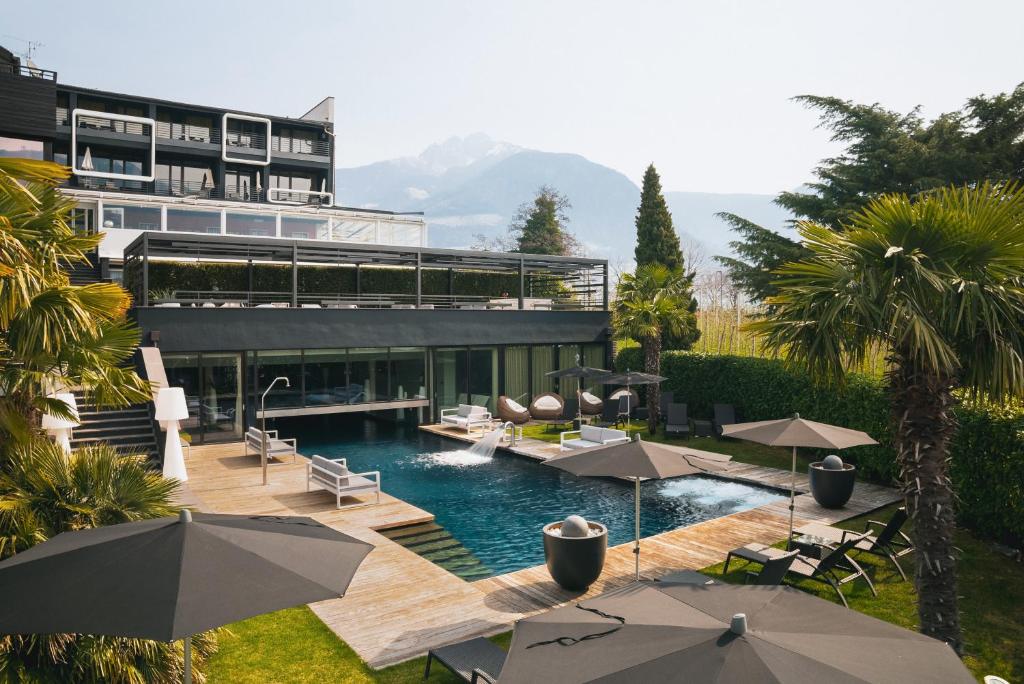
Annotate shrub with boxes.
[615,349,1024,545]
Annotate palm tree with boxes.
[0,439,217,683]
[0,157,149,446]
[613,264,698,432]
[750,183,1024,653]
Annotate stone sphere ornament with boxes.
[561,515,590,538]
[822,454,845,470]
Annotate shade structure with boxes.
[596,370,666,425]
[0,511,372,682]
[546,366,611,421]
[544,436,729,579]
[721,414,877,545]
[497,582,973,683]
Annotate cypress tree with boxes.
[634,164,682,270]
[513,186,576,255]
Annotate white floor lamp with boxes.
[155,387,190,481]
[42,393,79,453]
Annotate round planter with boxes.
[543,521,608,591]
[808,462,856,508]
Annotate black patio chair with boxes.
[659,391,674,423]
[841,507,915,581]
[425,636,505,682]
[617,395,631,424]
[713,403,737,437]
[743,549,799,586]
[665,403,690,438]
[594,399,623,428]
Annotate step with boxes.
[421,546,474,563]
[406,538,461,554]
[379,522,444,541]
[458,567,494,581]
[75,422,152,433]
[397,529,452,547]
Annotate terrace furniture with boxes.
[470,394,491,410]
[659,391,674,423]
[616,395,632,424]
[724,532,876,608]
[496,395,530,425]
[742,549,799,586]
[244,427,297,464]
[665,403,690,438]
[795,508,914,580]
[417,304,435,309]
[579,391,603,416]
[593,400,623,429]
[306,455,381,509]
[300,303,321,308]
[713,403,736,437]
[440,404,492,434]
[393,304,415,309]
[559,425,629,451]
[692,419,713,437]
[424,636,505,684]
[528,392,564,420]
[608,387,639,414]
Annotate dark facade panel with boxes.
[0,72,56,139]
[135,308,611,353]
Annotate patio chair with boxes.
[560,424,629,451]
[743,549,799,586]
[593,399,622,428]
[528,392,564,421]
[496,395,530,425]
[440,404,492,434]
[796,508,914,581]
[306,455,381,509]
[608,388,639,415]
[665,403,690,438]
[579,390,603,416]
[659,391,674,423]
[244,427,297,464]
[424,636,505,683]
[616,394,631,424]
[725,532,876,607]
[713,403,737,437]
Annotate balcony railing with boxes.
[0,63,56,80]
[224,130,267,151]
[271,136,331,157]
[150,291,602,311]
[70,176,331,207]
[155,121,222,145]
[73,112,151,136]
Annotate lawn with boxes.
[208,504,1022,682]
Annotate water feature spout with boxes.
[501,421,519,446]
[468,427,504,459]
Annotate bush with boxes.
[615,348,1024,545]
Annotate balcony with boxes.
[155,121,221,145]
[271,135,331,158]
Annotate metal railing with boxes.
[56,108,69,126]
[224,130,267,151]
[147,290,603,311]
[0,63,56,80]
[155,121,222,144]
[271,136,330,157]
[74,112,151,136]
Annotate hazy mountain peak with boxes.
[411,133,521,175]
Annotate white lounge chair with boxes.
[244,426,297,464]
[440,404,492,434]
[560,424,630,451]
[307,455,381,509]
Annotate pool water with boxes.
[286,416,784,577]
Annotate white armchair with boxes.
[306,455,381,509]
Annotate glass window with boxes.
[0,137,44,160]
[255,351,302,408]
[281,215,329,240]
[226,212,275,237]
[391,222,423,246]
[333,218,375,243]
[433,348,468,410]
[582,344,607,397]
[531,346,555,396]
[503,346,529,404]
[303,350,350,405]
[166,207,221,234]
[468,348,498,410]
[349,348,388,402]
[558,345,581,398]
[389,348,426,401]
[163,354,201,435]
[200,353,242,438]
[102,204,161,231]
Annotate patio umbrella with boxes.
[497,582,974,683]
[597,370,666,425]
[546,365,610,421]
[720,413,877,547]
[0,510,372,683]
[544,435,728,580]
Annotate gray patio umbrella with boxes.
[544,435,729,580]
[546,365,610,421]
[720,413,878,547]
[497,582,974,683]
[597,370,666,425]
[0,510,373,683]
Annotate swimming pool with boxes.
[288,416,785,578]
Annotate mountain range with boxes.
[335,133,796,268]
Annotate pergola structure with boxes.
[123,231,609,310]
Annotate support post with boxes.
[415,251,422,307]
[634,477,641,580]
[518,257,525,310]
[142,234,149,307]
[247,259,253,306]
[291,243,298,307]
[602,262,609,310]
[356,263,361,297]
[183,637,192,684]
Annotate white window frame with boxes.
[71,109,156,182]
[221,113,272,166]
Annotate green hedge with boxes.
[616,348,1024,546]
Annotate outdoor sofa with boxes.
[243,426,297,464]
[440,404,492,434]
[306,455,381,509]
[559,424,630,451]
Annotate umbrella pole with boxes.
[183,636,192,684]
[787,446,797,550]
[634,477,641,581]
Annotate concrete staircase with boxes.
[66,253,103,285]
[69,390,160,462]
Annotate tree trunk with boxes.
[888,359,962,653]
[643,335,661,434]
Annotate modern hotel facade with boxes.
[0,48,612,444]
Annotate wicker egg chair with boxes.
[608,387,640,411]
[497,395,531,424]
[579,391,603,416]
[528,392,565,420]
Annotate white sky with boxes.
[6,0,1024,194]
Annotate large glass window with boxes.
[166,207,221,234]
[226,212,276,237]
[101,204,161,231]
[434,348,468,410]
[200,353,243,438]
[255,351,303,408]
[333,218,375,243]
[156,163,214,197]
[582,343,607,397]
[503,346,530,404]
[348,348,388,402]
[163,354,201,435]
[224,169,257,201]
[281,215,330,240]
[558,344,581,399]
[0,137,44,160]
[531,346,555,396]
[390,348,426,401]
[303,350,350,405]
[468,348,497,410]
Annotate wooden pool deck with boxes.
[180,427,900,669]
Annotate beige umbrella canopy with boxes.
[544,436,729,580]
[721,413,878,545]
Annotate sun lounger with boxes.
[440,404,492,434]
[659,391,674,422]
[795,508,914,580]
[244,427,297,464]
[559,424,629,451]
[306,455,381,509]
[713,403,737,437]
[665,403,690,438]
[742,549,799,585]
[424,636,505,683]
[593,400,623,428]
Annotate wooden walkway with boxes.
[181,429,900,669]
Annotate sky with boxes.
[5,0,1024,195]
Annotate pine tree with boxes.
[511,186,577,256]
[634,164,682,270]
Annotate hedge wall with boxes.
[616,348,1024,546]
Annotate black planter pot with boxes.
[808,462,856,508]
[543,521,608,591]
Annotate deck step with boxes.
[378,522,444,541]
[380,521,493,581]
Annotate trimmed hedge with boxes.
[616,348,1024,546]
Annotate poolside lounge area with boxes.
[179,433,901,668]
